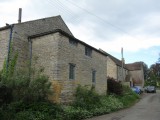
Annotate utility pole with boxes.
[121,47,124,82]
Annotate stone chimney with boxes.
[18,8,22,23]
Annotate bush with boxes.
[107,77,123,95]
[0,85,140,120]
[0,101,64,120]
[73,85,101,110]
[119,85,140,107]
[23,74,52,103]
[100,95,123,112]
[15,111,52,120]
[64,106,92,120]
[0,85,13,106]
[26,102,63,118]
[71,85,124,118]
[90,95,123,116]
[0,68,52,104]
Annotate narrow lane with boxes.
[87,90,160,120]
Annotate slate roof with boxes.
[29,29,109,57]
[99,49,128,69]
[126,62,143,71]
[0,15,73,37]
[0,25,11,31]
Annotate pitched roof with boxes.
[0,25,11,31]
[126,62,143,71]
[99,49,128,69]
[16,15,73,36]
[29,29,109,57]
[0,15,73,37]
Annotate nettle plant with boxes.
[0,43,52,104]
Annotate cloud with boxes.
[0,0,160,66]
[69,21,160,53]
[0,0,31,26]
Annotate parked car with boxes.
[131,86,141,94]
[145,86,156,93]
[135,86,144,94]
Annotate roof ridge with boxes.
[14,15,61,25]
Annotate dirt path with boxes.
[86,90,160,120]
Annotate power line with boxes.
[46,0,83,24]
[64,0,133,36]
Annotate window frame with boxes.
[69,38,78,46]
[92,70,96,83]
[69,63,76,80]
[85,46,92,57]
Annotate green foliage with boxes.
[64,106,93,120]
[0,49,139,120]
[0,85,13,106]
[100,95,123,111]
[1,58,7,80]
[15,111,53,120]
[146,62,160,87]
[23,74,52,103]
[143,62,148,80]
[0,43,18,80]
[73,85,101,110]
[0,101,64,120]
[119,85,139,107]
[0,43,52,104]
[8,52,18,78]
[90,95,124,116]
[0,84,139,120]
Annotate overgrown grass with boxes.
[119,85,140,108]
[62,85,139,120]
[0,85,139,120]
[0,61,139,120]
[0,43,140,119]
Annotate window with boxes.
[92,70,96,83]
[85,46,92,57]
[69,38,78,46]
[69,63,75,80]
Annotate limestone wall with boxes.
[57,33,108,102]
[129,70,144,86]
[107,56,117,79]
[31,32,108,103]
[0,29,10,70]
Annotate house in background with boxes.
[99,49,129,82]
[126,62,145,87]
[0,15,144,103]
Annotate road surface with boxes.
[87,90,160,120]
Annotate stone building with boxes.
[0,15,144,102]
[0,15,73,71]
[99,49,129,81]
[126,62,144,87]
[0,16,109,103]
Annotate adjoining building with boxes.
[126,62,145,87]
[0,15,144,103]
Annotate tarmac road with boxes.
[87,90,160,120]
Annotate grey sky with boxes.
[0,0,160,66]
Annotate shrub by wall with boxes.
[107,77,123,95]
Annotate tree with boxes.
[142,62,148,80]
[146,55,160,87]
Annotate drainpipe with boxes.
[6,24,14,70]
[28,37,32,77]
